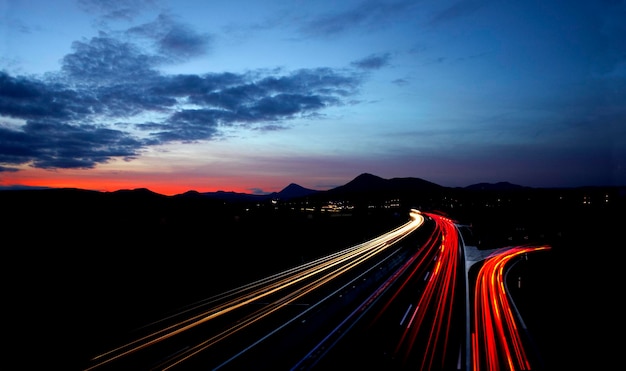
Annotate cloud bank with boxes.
[0,13,365,172]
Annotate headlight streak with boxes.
[471,245,551,371]
[166,238,395,371]
[365,226,443,327]
[84,210,425,370]
[290,216,438,370]
[226,242,412,371]
[348,212,461,371]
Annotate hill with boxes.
[194,182,318,202]
[325,173,443,194]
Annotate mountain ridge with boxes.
[3,172,613,199]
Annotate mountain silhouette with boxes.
[5,173,622,214]
[333,173,388,192]
[277,183,318,199]
[0,173,530,207]
[187,173,446,204]
[189,182,318,203]
[320,172,443,199]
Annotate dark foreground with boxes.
[2,188,622,370]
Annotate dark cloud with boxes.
[152,109,221,142]
[0,125,39,164]
[26,121,142,169]
[0,119,142,169]
[127,13,211,60]
[0,31,362,172]
[62,33,161,83]
[0,166,19,173]
[151,73,245,96]
[300,0,418,37]
[0,72,73,120]
[252,93,324,117]
[147,68,358,141]
[351,53,391,70]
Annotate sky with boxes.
[1,0,625,195]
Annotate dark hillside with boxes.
[2,187,407,370]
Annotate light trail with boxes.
[471,244,551,371]
[84,210,424,370]
[391,213,461,370]
[347,212,463,371]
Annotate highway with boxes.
[296,212,467,371]
[82,210,426,370]
[81,209,551,371]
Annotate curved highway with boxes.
[81,209,551,371]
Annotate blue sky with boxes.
[1,0,624,195]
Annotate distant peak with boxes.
[278,183,317,199]
[283,183,303,190]
[347,173,386,185]
[354,173,383,181]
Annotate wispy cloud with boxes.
[351,53,392,70]
[428,0,491,27]
[299,0,418,37]
[0,17,35,34]
[77,0,160,21]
